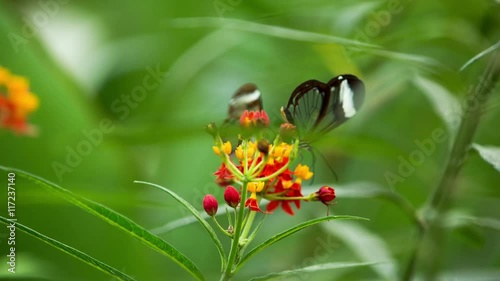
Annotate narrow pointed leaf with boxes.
[322,221,397,280]
[237,215,368,272]
[0,166,204,281]
[445,210,500,232]
[249,261,379,281]
[135,181,226,269]
[366,48,441,67]
[169,17,378,48]
[471,143,500,172]
[460,40,500,71]
[413,75,462,134]
[0,216,135,281]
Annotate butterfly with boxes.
[226,83,263,123]
[280,74,365,145]
[219,83,264,146]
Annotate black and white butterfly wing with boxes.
[221,83,264,146]
[282,74,365,143]
[281,80,331,142]
[320,74,365,134]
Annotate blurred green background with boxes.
[1,0,499,280]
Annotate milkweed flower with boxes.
[0,66,39,135]
[208,109,328,216]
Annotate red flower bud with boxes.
[239,110,270,128]
[224,186,241,208]
[315,186,336,205]
[203,194,218,216]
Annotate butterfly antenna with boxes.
[311,146,339,182]
[309,148,317,185]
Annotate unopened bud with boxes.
[224,186,241,208]
[203,194,218,216]
[313,186,336,205]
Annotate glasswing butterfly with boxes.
[280,74,365,181]
[281,74,365,145]
[223,75,365,175]
[223,74,365,140]
[226,83,263,123]
[220,83,264,147]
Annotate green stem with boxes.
[240,210,257,243]
[402,57,498,281]
[220,181,249,281]
[212,216,232,237]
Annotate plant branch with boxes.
[402,54,499,281]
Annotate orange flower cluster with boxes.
[207,110,336,216]
[0,66,39,135]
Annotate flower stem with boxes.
[240,210,257,243]
[221,181,249,281]
[212,216,232,237]
[402,57,499,281]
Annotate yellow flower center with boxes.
[294,164,313,181]
[247,181,264,193]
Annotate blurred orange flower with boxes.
[0,66,39,135]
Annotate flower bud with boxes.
[203,194,218,216]
[314,186,336,205]
[239,110,270,128]
[205,122,218,137]
[257,139,270,155]
[279,122,297,142]
[224,186,241,208]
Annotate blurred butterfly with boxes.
[220,83,264,146]
[281,74,365,146]
[225,83,263,123]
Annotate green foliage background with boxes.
[0,0,499,280]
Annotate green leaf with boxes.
[0,216,135,281]
[445,210,500,232]
[439,268,500,281]
[322,221,397,280]
[0,166,205,281]
[365,48,441,68]
[460,40,500,71]
[134,181,227,270]
[168,17,379,48]
[471,143,500,172]
[236,215,368,273]
[248,261,379,281]
[413,75,462,134]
